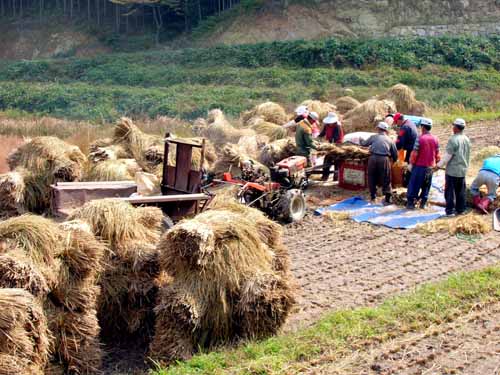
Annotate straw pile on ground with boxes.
[2,137,87,214]
[334,96,360,114]
[416,213,491,235]
[300,100,336,121]
[259,138,297,167]
[248,117,288,141]
[68,199,163,342]
[211,143,269,178]
[196,109,255,145]
[0,215,106,374]
[343,99,397,133]
[88,144,129,164]
[0,288,50,375]
[379,84,427,115]
[241,102,288,125]
[316,143,370,161]
[84,159,141,182]
[149,203,296,363]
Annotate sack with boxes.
[135,172,161,196]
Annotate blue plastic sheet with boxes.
[315,196,445,229]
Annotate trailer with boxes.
[51,137,212,225]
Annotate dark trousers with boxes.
[445,174,466,215]
[322,155,340,181]
[404,149,412,163]
[368,155,392,200]
[407,166,433,206]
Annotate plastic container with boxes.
[339,160,368,191]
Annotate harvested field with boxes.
[307,301,500,374]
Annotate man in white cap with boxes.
[361,122,398,204]
[319,112,344,181]
[283,105,309,131]
[436,118,471,216]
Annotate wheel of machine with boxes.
[161,214,175,231]
[277,189,306,223]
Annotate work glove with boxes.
[407,164,413,172]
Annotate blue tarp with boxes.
[315,196,445,229]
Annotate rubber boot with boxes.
[472,195,482,209]
[384,193,392,206]
[419,199,427,209]
[477,197,491,214]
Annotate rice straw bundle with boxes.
[241,102,288,126]
[0,171,25,218]
[0,289,51,373]
[409,100,427,116]
[69,200,163,340]
[46,306,102,374]
[150,205,295,363]
[316,143,370,161]
[334,96,360,114]
[211,144,269,178]
[84,159,141,182]
[89,138,114,151]
[300,100,337,121]
[0,354,44,375]
[88,144,130,164]
[249,118,288,141]
[379,84,425,116]
[343,99,397,133]
[199,109,255,145]
[237,134,270,159]
[0,250,49,298]
[5,137,87,214]
[449,214,491,235]
[258,138,297,167]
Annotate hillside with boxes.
[194,0,500,45]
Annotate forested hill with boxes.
[0,0,499,59]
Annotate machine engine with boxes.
[270,156,308,189]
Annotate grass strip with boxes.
[153,265,500,375]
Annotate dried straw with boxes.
[378,84,426,115]
[258,138,297,167]
[316,143,370,161]
[334,96,360,114]
[300,100,337,121]
[241,102,288,125]
[84,159,141,182]
[200,109,255,145]
[249,118,288,141]
[211,143,269,178]
[343,99,397,133]
[0,171,25,218]
[88,144,130,164]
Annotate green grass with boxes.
[152,265,500,375]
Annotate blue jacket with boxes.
[396,119,418,152]
[481,156,500,176]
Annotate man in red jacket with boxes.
[406,118,440,209]
[320,112,344,181]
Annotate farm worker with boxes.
[436,118,471,216]
[406,118,440,209]
[319,112,344,181]
[470,154,500,214]
[295,115,318,166]
[361,122,398,204]
[283,105,309,131]
[384,113,395,127]
[308,111,321,138]
[394,113,418,163]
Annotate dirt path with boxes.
[307,301,500,374]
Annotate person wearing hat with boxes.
[470,154,500,214]
[283,105,309,131]
[319,112,344,181]
[295,113,318,165]
[436,118,471,216]
[361,122,398,204]
[394,112,418,163]
[406,118,440,209]
[309,111,321,138]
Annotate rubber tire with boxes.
[277,189,306,223]
[161,214,175,231]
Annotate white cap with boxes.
[309,111,319,121]
[323,112,339,124]
[420,118,433,128]
[453,118,466,128]
[295,105,309,117]
[377,122,389,131]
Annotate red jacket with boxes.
[320,123,344,144]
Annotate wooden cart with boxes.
[51,137,211,223]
